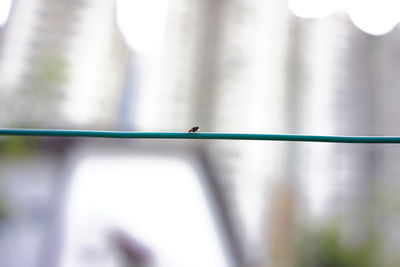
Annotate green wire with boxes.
[0,129,400,143]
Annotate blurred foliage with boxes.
[298,225,378,267]
[0,137,37,158]
[0,197,8,222]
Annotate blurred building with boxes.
[0,1,126,267]
[136,0,400,266]
[0,0,125,129]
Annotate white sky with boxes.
[115,0,169,54]
[289,0,400,35]
[0,0,12,25]
[2,0,398,35]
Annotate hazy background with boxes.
[1,0,400,267]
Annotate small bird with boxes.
[188,126,199,133]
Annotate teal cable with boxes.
[0,129,400,143]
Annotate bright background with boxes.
[1,1,400,267]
